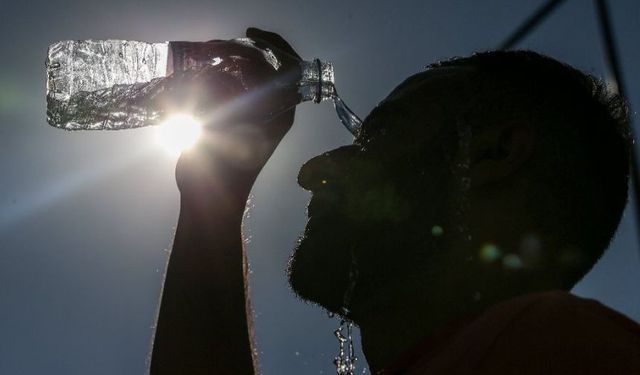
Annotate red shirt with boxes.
[381,291,640,374]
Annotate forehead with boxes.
[386,66,471,102]
[357,65,476,145]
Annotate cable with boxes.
[499,0,640,256]
[595,0,640,250]
[595,0,629,104]
[499,0,568,50]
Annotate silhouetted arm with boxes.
[150,152,257,374]
[149,28,300,374]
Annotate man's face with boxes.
[288,67,472,318]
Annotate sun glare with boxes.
[155,114,203,155]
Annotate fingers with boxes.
[246,27,301,59]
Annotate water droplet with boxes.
[211,56,223,66]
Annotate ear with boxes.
[468,123,536,188]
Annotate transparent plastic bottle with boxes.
[45,39,362,134]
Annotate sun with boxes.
[154,114,203,155]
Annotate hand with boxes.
[175,28,302,206]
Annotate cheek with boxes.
[345,183,412,224]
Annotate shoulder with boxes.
[476,291,640,374]
[504,290,640,339]
[403,291,640,374]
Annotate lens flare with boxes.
[154,114,203,155]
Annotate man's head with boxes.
[288,50,630,322]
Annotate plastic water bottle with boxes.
[45,38,362,134]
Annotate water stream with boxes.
[332,247,360,375]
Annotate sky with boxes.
[0,0,639,374]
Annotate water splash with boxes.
[332,247,360,375]
[333,319,357,375]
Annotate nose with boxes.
[297,145,360,191]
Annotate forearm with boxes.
[150,186,255,375]
[148,28,300,374]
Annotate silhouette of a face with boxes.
[288,66,475,318]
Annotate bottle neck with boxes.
[299,59,335,103]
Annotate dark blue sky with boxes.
[1,1,639,374]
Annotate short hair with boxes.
[432,50,631,287]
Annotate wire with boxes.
[499,0,568,50]
[595,0,640,249]
[499,0,640,256]
[595,0,628,102]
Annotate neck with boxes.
[357,289,489,373]
[354,231,536,373]
[358,309,432,373]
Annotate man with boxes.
[149,28,640,374]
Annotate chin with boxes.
[287,229,352,313]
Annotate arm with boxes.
[149,166,256,375]
[149,29,301,375]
